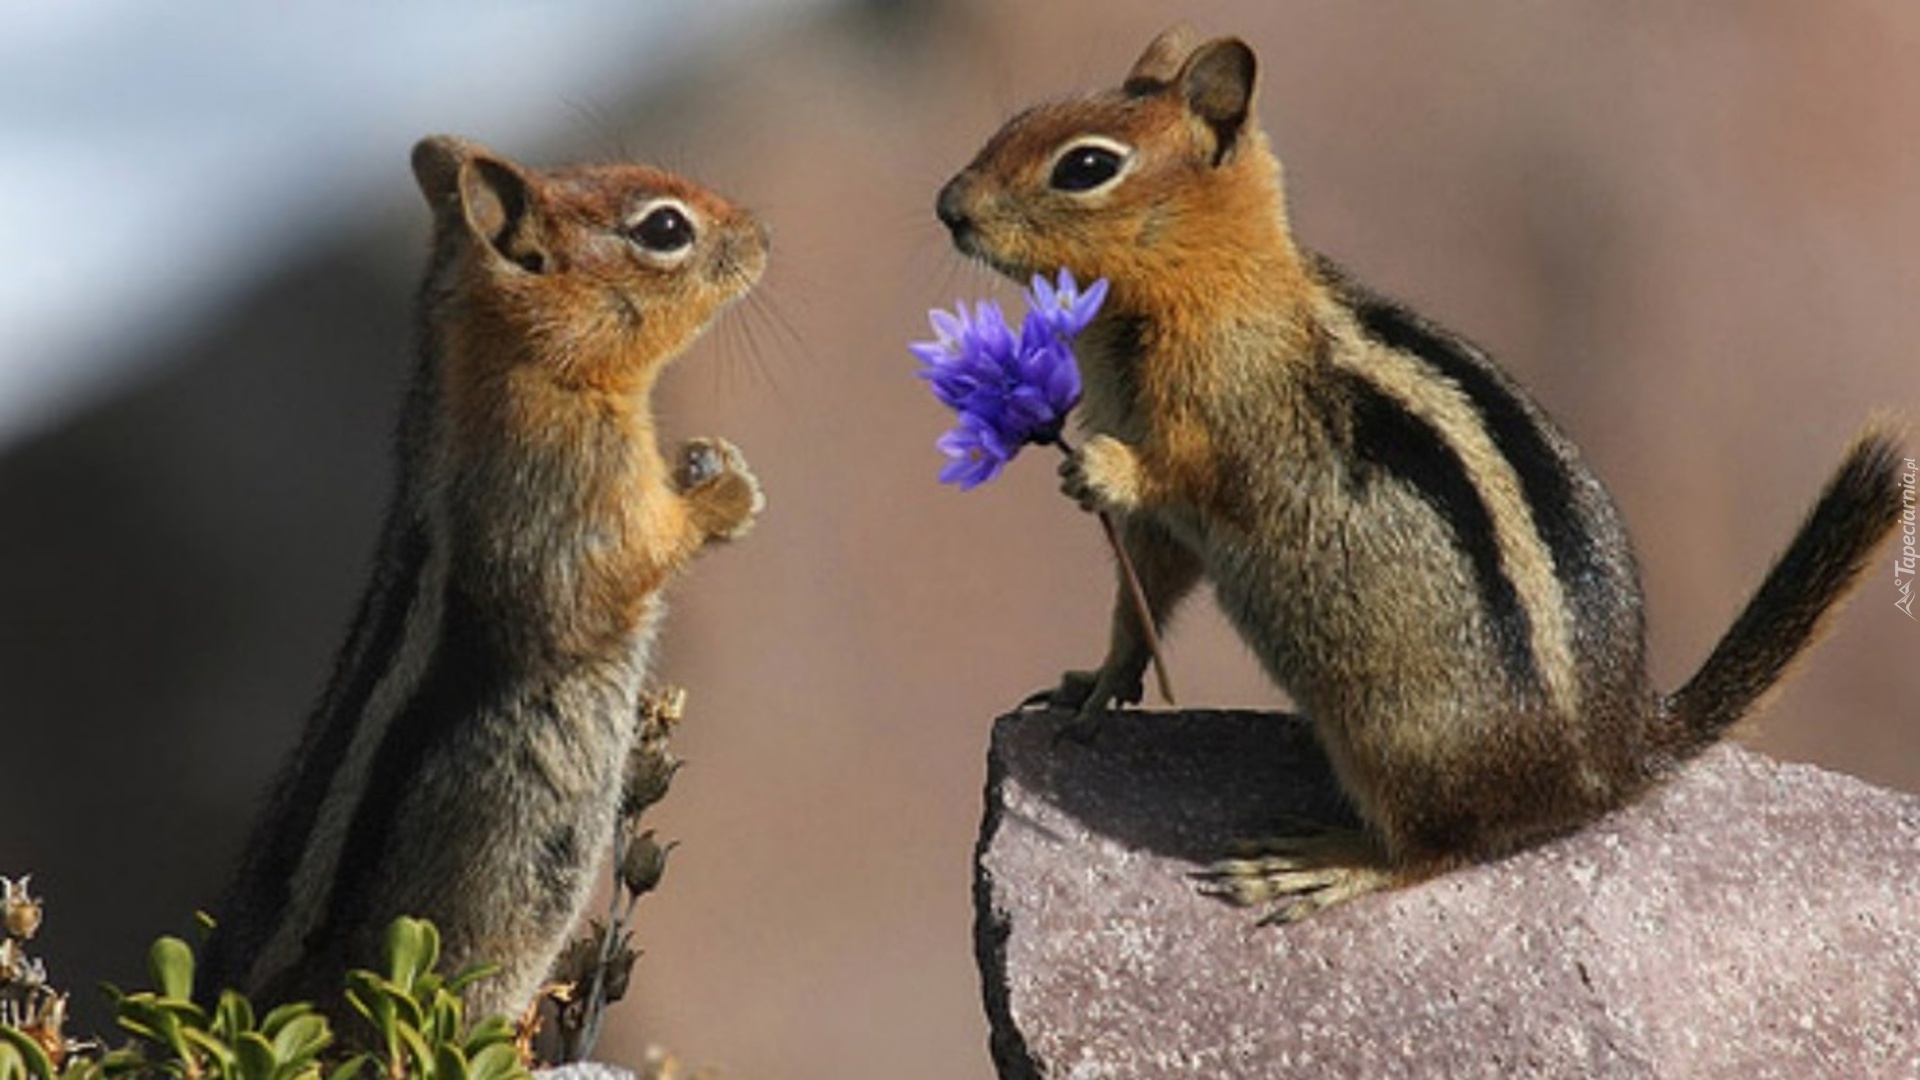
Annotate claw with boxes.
[1193,824,1396,924]
[1019,670,1100,713]
[1017,686,1060,711]
[1020,667,1144,747]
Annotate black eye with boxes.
[627,203,696,254]
[1050,141,1127,193]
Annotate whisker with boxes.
[705,275,799,410]
[559,97,633,164]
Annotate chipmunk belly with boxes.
[1183,362,1654,855]
[1195,446,1497,715]
[376,649,650,1018]
[1202,471,1586,852]
[243,531,661,1017]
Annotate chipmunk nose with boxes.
[936,177,973,241]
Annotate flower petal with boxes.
[936,415,1014,489]
[1027,272,1058,316]
[929,306,967,343]
[1068,276,1109,334]
[909,339,956,368]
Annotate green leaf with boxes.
[356,974,426,1034]
[266,1014,330,1066]
[233,1032,278,1080]
[0,1027,55,1080]
[339,972,383,1028]
[432,1042,468,1080]
[322,1055,371,1080]
[382,919,439,992]
[157,1000,210,1029]
[109,1015,161,1046]
[180,1026,237,1072]
[256,1002,313,1039]
[389,990,427,1035]
[113,992,160,1025]
[463,1044,528,1080]
[94,1045,151,1079]
[343,971,415,1049]
[116,997,189,1064]
[441,965,498,998]
[393,1025,435,1077]
[147,937,197,1002]
[212,992,255,1043]
[425,996,463,1047]
[461,1016,516,1051]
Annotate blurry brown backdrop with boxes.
[3,3,1916,1077]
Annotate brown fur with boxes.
[938,26,1905,920]
[201,136,765,1019]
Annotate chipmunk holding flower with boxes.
[936,24,1905,920]
[199,136,765,1018]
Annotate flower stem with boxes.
[1048,436,1176,706]
[1095,508,1178,706]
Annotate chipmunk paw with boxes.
[1193,825,1396,924]
[676,437,763,541]
[1017,666,1146,746]
[1059,434,1143,513]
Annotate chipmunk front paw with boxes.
[1060,434,1144,513]
[676,437,763,542]
[1019,664,1146,745]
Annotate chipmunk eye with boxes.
[1049,139,1130,194]
[626,201,697,257]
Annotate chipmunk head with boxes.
[411,136,767,397]
[937,26,1295,313]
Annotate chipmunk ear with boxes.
[411,135,550,274]
[1178,38,1258,166]
[1125,23,1200,93]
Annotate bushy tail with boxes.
[1664,424,1906,754]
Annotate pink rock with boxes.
[975,710,1920,1079]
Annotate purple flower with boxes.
[913,269,1107,489]
[934,412,1013,489]
[1026,268,1109,340]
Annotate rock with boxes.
[974,709,1920,1079]
[537,1065,636,1080]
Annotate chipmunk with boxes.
[937,25,1905,921]
[198,136,767,1018]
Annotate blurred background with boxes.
[3,1,1916,1076]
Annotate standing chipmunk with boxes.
[198,136,767,1017]
[936,26,1905,921]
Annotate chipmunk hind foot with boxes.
[1194,824,1437,924]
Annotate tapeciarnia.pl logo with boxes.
[1897,457,1917,619]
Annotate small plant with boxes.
[0,876,83,1078]
[338,918,526,1080]
[542,687,686,1064]
[7,689,714,1078]
[104,934,332,1080]
[0,904,531,1080]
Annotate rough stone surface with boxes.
[975,710,1920,1079]
[536,1064,636,1080]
